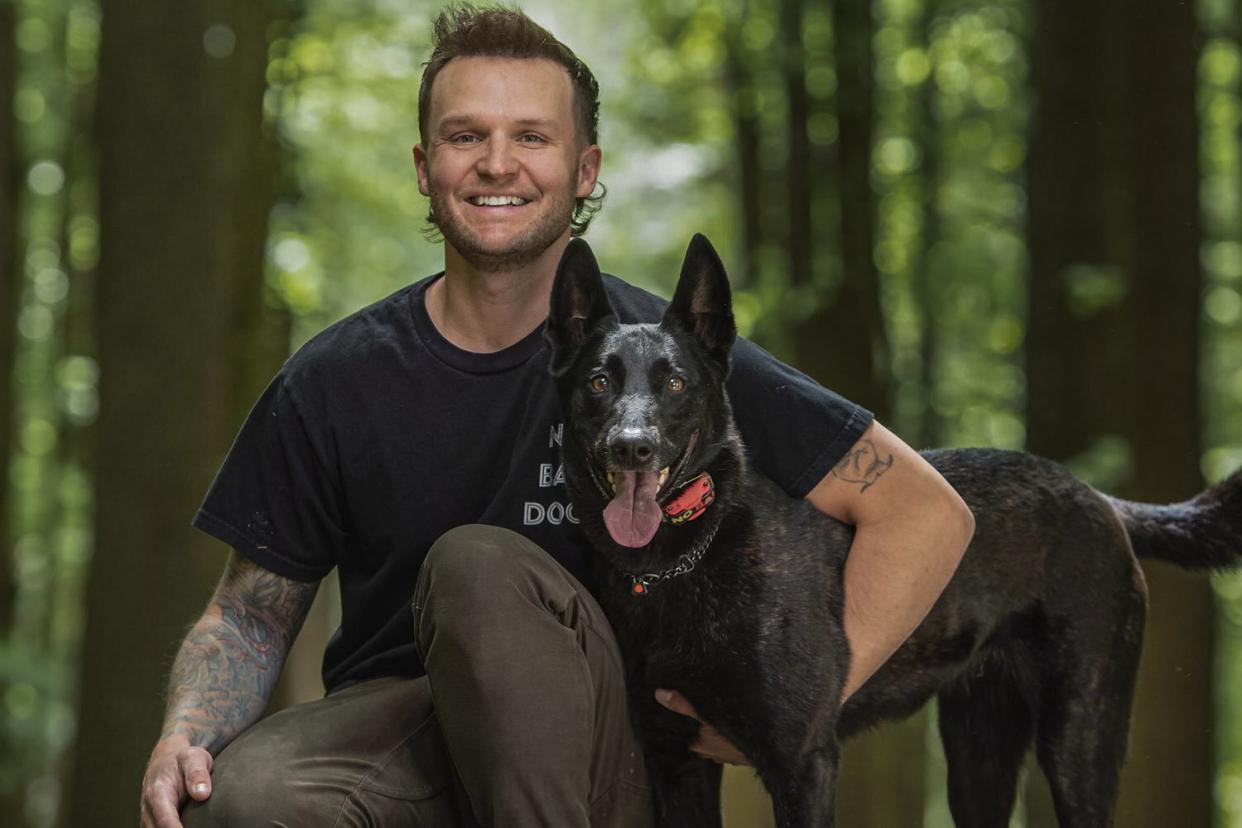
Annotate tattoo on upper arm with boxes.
[162,555,320,751]
[831,439,894,493]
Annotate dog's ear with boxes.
[545,238,617,377]
[663,233,736,371]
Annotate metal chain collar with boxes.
[627,519,722,596]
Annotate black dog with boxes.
[543,233,1242,827]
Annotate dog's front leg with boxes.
[646,752,724,828]
[627,683,725,828]
[764,740,839,828]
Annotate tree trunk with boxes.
[723,7,763,290]
[912,0,943,450]
[1025,0,1120,463]
[1026,0,1209,824]
[0,0,20,634]
[66,1,281,824]
[824,0,916,823]
[781,0,813,287]
[1111,3,1209,822]
[0,3,25,821]
[791,0,890,422]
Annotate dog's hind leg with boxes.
[936,654,1035,828]
[1033,606,1144,827]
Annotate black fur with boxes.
[544,234,1242,828]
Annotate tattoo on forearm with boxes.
[161,556,318,753]
[831,440,894,493]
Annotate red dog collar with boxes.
[662,473,715,525]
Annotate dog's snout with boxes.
[610,429,657,467]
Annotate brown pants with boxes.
[182,525,654,827]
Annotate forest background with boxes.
[2,0,1242,825]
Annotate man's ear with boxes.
[413,143,430,196]
[663,234,737,371]
[545,238,617,377]
[576,144,602,198]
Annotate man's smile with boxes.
[467,195,531,207]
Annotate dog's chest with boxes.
[605,576,762,684]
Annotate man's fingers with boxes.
[655,689,752,765]
[178,748,214,800]
[654,688,700,720]
[143,779,185,828]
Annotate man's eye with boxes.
[449,134,480,144]
[518,134,546,144]
[589,375,610,393]
[667,375,686,393]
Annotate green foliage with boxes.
[4,0,1242,823]
[263,2,437,343]
[880,0,1029,448]
[1200,9,1242,827]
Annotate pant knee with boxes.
[416,524,561,621]
[181,751,301,826]
[423,525,542,587]
[414,525,577,660]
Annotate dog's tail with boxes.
[1109,468,1242,570]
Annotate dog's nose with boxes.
[610,432,656,467]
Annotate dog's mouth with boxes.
[597,431,700,549]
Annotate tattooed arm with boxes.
[140,552,319,828]
[806,420,974,701]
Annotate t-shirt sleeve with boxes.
[726,337,874,498]
[192,372,344,582]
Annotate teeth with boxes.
[470,195,527,206]
[604,468,669,494]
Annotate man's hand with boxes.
[140,735,213,828]
[139,553,320,826]
[655,689,751,765]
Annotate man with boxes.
[140,6,974,827]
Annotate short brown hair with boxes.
[418,5,605,235]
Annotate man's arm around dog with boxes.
[659,420,975,763]
[808,420,975,700]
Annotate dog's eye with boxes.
[589,375,610,394]
[667,375,686,393]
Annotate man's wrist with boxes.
[150,729,192,761]
[156,721,210,754]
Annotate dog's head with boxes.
[545,234,740,553]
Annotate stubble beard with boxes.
[430,186,578,273]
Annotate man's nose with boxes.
[477,138,517,177]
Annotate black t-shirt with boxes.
[193,273,873,692]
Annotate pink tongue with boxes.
[603,471,662,547]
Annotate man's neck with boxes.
[427,236,572,353]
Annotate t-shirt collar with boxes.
[408,273,549,374]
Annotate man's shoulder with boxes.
[282,278,430,386]
[601,273,670,323]
[599,273,788,373]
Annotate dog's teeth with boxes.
[658,468,669,488]
[607,471,616,492]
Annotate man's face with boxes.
[414,56,601,272]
